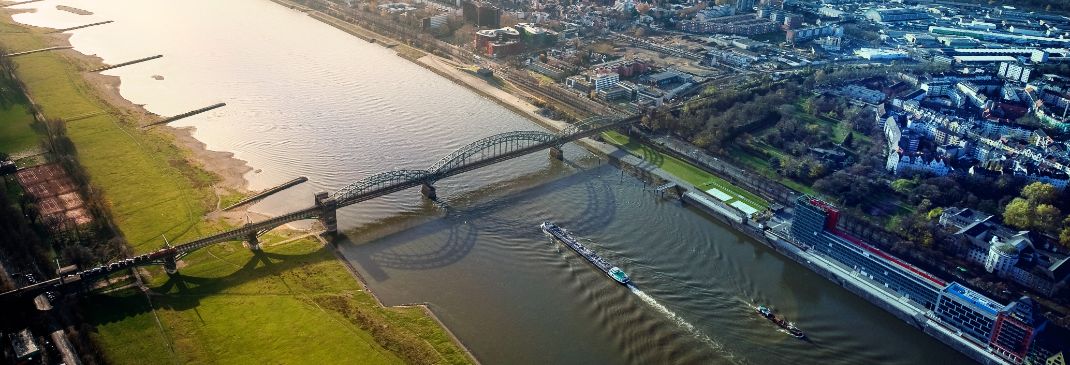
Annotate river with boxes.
[11,1,971,364]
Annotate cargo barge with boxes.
[540,222,630,285]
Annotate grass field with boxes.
[0,87,39,156]
[86,236,470,365]
[602,130,769,211]
[0,14,471,365]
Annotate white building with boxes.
[942,209,1070,296]
[590,72,620,92]
[855,48,910,61]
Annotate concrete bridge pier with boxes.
[549,146,563,160]
[246,232,261,251]
[420,183,437,200]
[163,255,178,275]
[315,191,338,235]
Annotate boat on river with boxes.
[540,222,631,285]
[756,305,805,338]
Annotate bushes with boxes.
[315,295,443,365]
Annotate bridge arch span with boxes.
[426,130,558,176]
[332,169,432,203]
[560,116,616,137]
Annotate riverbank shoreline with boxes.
[2,4,475,364]
[0,9,255,199]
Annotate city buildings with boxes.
[939,208,1070,297]
[791,197,946,309]
[590,71,620,92]
[865,8,930,23]
[678,15,779,36]
[474,27,521,57]
[929,26,1070,46]
[792,197,1058,364]
[786,24,843,43]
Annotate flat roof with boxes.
[952,55,1018,62]
[944,282,1004,316]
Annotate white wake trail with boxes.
[628,284,739,362]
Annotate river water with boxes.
[11,1,971,364]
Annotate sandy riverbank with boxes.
[14,20,254,199]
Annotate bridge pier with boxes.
[163,255,178,275]
[420,183,437,200]
[315,191,338,235]
[246,232,261,251]
[549,146,563,160]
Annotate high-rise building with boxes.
[790,197,946,309]
[933,283,1002,342]
[462,1,501,28]
[989,297,1046,364]
[792,196,1059,365]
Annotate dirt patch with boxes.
[15,163,92,226]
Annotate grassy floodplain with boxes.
[0,95,37,156]
[0,10,471,365]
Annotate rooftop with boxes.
[944,282,1005,316]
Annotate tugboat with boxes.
[755,305,805,339]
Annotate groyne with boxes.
[89,54,162,72]
[51,20,112,33]
[4,46,71,57]
[143,103,225,128]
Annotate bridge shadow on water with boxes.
[82,161,635,322]
[342,162,625,281]
[83,248,333,324]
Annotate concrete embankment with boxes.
[89,55,162,72]
[680,188,1011,365]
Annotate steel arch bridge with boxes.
[427,130,559,175]
[0,114,639,301]
[331,116,624,205]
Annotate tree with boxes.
[891,178,917,195]
[1003,183,1064,234]
[1060,223,1070,249]
[1022,182,1057,205]
[843,132,854,148]
[1035,204,1063,232]
[1003,198,1033,230]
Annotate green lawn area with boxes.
[602,130,769,211]
[727,145,819,197]
[0,97,39,156]
[0,14,471,365]
[87,236,470,365]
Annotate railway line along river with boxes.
[11,0,972,363]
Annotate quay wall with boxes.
[681,190,1010,365]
